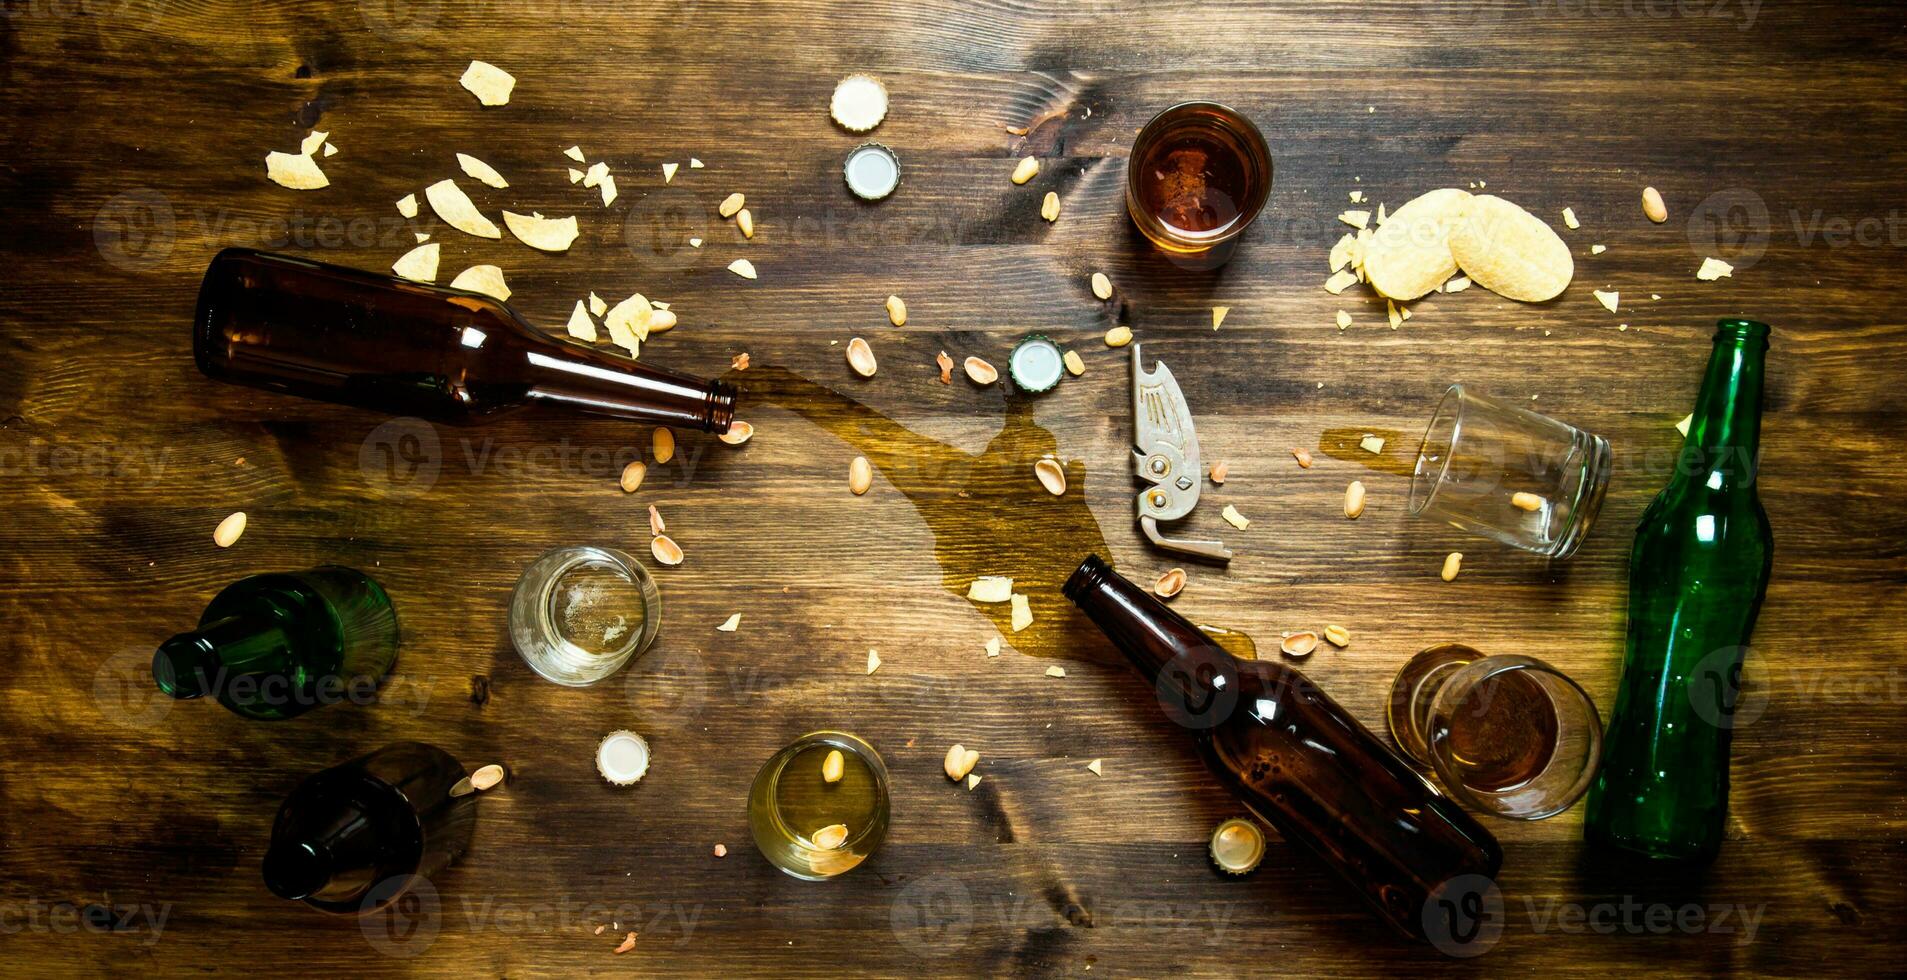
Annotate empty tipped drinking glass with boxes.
[1388,643,1603,820]
[510,546,660,686]
[1410,384,1611,559]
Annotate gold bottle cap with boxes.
[596,730,651,786]
[1209,817,1266,875]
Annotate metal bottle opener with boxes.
[1130,343,1233,563]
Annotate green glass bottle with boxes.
[152,566,398,721]
[1584,319,1773,862]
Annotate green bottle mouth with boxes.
[1715,318,1771,339]
[152,636,211,700]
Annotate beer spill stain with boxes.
[740,366,1118,662]
[1316,427,1413,476]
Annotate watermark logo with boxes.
[92,647,175,730]
[624,186,714,274]
[1154,648,1239,730]
[93,189,175,273]
[1686,188,1770,272]
[625,645,711,726]
[1687,644,1769,730]
[358,417,443,498]
[357,0,443,41]
[890,874,975,957]
[1423,873,1505,958]
[360,875,441,958]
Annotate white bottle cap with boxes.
[844,143,900,201]
[596,730,651,786]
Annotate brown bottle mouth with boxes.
[1061,554,1112,604]
[704,380,738,434]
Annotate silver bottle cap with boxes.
[844,143,900,201]
[1008,334,1065,394]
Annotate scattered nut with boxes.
[719,421,755,446]
[737,208,754,238]
[213,511,247,548]
[653,427,675,464]
[1293,448,1313,468]
[1280,631,1321,657]
[713,843,728,858]
[469,764,505,791]
[1062,349,1085,376]
[1323,624,1350,648]
[943,744,980,781]
[822,749,845,783]
[1033,457,1067,496]
[614,932,638,954]
[651,534,684,566]
[718,192,745,217]
[846,337,878,377]
[1041,191,1060,222]
[1010,156,1039,184]
[849,456,873,495]
[1104,325,1133,347]
[964,356,998,385]
[1441,551,1464,581]
[1344,480,1367,519]
[731,352,751,371]
[885,294,907,326]
[1091,272,1113,300]
[935,350,954,384]
[1155,567,1186,598]
[1209,461,1229,484]
[812,824,849,850]
[1642,186,1667,223]
[620,461,647,493]
[1511,491,1543,511]
[648,504,666,536]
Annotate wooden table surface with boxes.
[3,0,1904,976]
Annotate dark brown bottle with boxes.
[263,742,477,915]
[195,248,736,432]
[1064,555,1501,942]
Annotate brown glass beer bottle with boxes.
[194,248,736,432]
[1064,555,1502,942]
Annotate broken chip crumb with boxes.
[689,237,702,247]
[566,300,597,342]
[448,264,510,302]
[717,614,741,632]
[1591,244,1607,255]
[1594,289,1620,313]
[1675,413,1693,437]
[583,161,609,188]
[323,142,338,157]
[866,649,881,674]
[264,151,328,190]
[1696,257,1734,281]
[299,130,328,155]
[1045,665,1066,678]
[413,232,429,243]
[459,61,516,106]
[1335,309,1352,329]
[1324,269,1358,295]
[728,258,757,280]
[689,157,704,169]
[599,173,618,206]
[1212,306,1230,330]
[396,193,418,218]
[1010,594,1033,632]
[456,152,509,189]
[1387,300,1403,330]
[1221,504,1250,530]
[567,168,584,184]
[1562,207,1580,230]
[1087,759,1102,775]
[713,844,727,857]
[968,576,1013,603]
[391,242,440,283]
[1338,209,1371,229]
[732,352,750,371]
[662,162,678,183]
[1359,434,1386,454]
[503,210,579,252]
[613,932,637,954]
[425,179,501,238]
[984,637,1001,658]
[967,774,982,790]
[589,292,608,316]
[564,145,586,162]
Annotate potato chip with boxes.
[830,74,888,132]
[391,242,439,282]
[1361,188,1470,301]
[1323,269,1358,295]
[589,292,607,317]
[1448,195,1573,302]
[1562,207,1580,230]
[566,300,597,342]
[396,193,418,218]
[606,293,653,343]
[1593,289,1620,313]
[457,153,509,189]
[689,158,704,169]
[567,168,584,184]
[564,145,586,162]
[1328,233,1357,273]
[1445,276,1471,292]
[502,210,578,252]
[728,258,757,280]
[424,179,500,238]
[662,162,678,183]
[599,174,618,206]
[265,151,328,190]
[1338,209,1370,229]
[582,161,608,188]
[1696,257,1734,281]
[448,264,510,302]
[460,61,515,106]
[322,142,338,157]
[300,130,328,155]
[413,232,429,243]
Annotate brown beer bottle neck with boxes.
[1063,554,1242,709]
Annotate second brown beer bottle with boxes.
[194,248,737,433]
[1064,555,1501,943]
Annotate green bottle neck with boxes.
[1677,319,1769,492]
[152,608,291,700]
